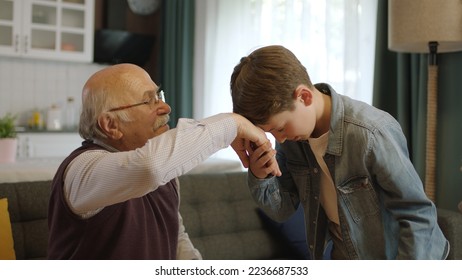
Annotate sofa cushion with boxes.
[179,172,294,259]
[437,208,462,260]
[0,181,50,259]
[0,198,16,259]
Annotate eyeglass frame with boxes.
[107,87,165,112]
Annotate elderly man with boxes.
[47,63,279,259]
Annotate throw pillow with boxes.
[257,204,333,260]
[257,204,310,259]
[0,198,16,260]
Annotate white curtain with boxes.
[194,0,378,160]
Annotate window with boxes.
[194,0,378,161]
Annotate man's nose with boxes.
[156,101,171,115]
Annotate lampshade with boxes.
[388,0,462,53]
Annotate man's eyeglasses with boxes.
[108,88,165,112]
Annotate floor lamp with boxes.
[388,0,462,202]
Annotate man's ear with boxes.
[294,85,313,106]
[97,113,123,140]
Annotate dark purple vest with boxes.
[47,141,179,259]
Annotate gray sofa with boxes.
[1,172,461,260]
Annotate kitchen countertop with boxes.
[16,127,79,134]
[0,157,244,183]
[0,157,64,183]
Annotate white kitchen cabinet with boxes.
[16,132,83,159]
[0,0,94,62]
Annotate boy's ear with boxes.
[294,85,313,106]
[98,113,123,140]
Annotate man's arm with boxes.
[64,113,255,217]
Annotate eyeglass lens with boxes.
[157,90,165,103]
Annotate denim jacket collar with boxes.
[314,83,343,156]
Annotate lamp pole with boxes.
[425,41,438,202]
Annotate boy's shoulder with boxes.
[334,92,398,131]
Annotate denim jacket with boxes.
[248,83,449,259]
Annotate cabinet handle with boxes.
[25,137,31,158]
[24,35,28,54]
[14,34,20,52]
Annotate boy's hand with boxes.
[246,140,281,178]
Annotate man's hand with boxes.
[230,114,281,177]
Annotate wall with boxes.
[0,57,105,127]
[0,0,162,128]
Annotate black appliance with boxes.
[93,29,155,66]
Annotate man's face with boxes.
[120,92,171,148]
[116,71,172,150]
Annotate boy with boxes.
[230,45,448,259]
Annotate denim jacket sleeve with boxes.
[368,120,448,259]
[247,148,301,223]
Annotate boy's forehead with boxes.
[258,111,289,131]
[257,123,272,132]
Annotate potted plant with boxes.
[0,113,18,163]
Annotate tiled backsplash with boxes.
[0,57,105,126]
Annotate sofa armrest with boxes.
[437,208,462,260]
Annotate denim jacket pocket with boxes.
[338,176,380,223]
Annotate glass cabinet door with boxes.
[27,0,90,58]
[61,7,85,52]
[29,3,57,51]
[0,0,93,62]
[0,0,22,55]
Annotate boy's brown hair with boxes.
[230,45,313,125]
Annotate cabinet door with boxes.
[17,133,83,159]
[0,0,94,62]
[0,0,23,56]
[22,0,94,62]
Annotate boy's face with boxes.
[258,96,316,143]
